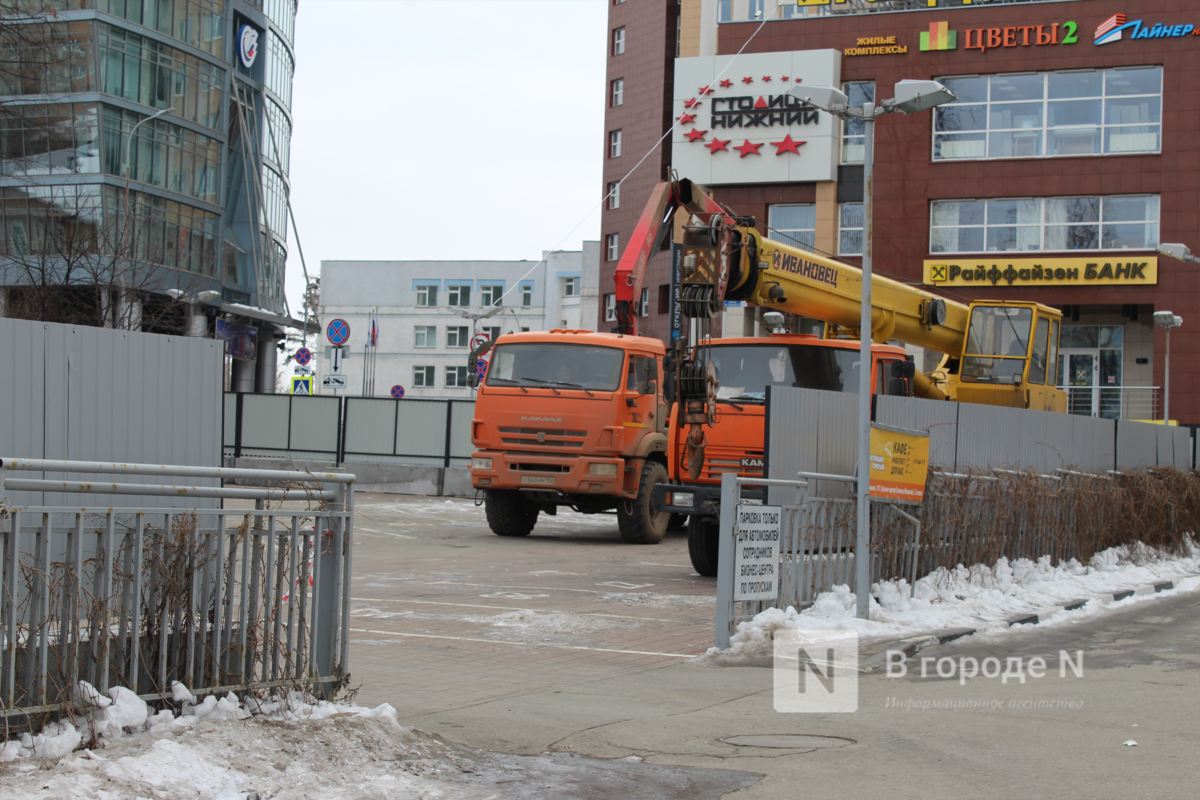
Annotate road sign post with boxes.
[323,374,347,390]
[391,385,405,399]
[326,319,350,347]
[291,376,314,395]
[295,347,312,366]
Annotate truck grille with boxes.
[498,427,588,449]
[700,447,765,481]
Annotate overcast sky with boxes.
[284,0,610,316]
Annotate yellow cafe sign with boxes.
[924,256,1158,288]
[868,425,931,504]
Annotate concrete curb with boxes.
[860,576,1194,672]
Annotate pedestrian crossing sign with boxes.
[291,376,314,395]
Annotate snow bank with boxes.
[703,541,1200,664]
[0,698,474,800]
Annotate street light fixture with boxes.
[789,79,957,619]
[1153,310,1182,424]
[1157,242,1199,264]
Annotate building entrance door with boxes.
[1058,348,1123,418]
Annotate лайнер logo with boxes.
[1095,14,1196,45]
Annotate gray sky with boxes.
[285,0,610,315]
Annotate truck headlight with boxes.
[672,492,694,507]
[471,457,493,470]
[588,463,618,476]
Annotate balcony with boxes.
[718,0,1076,25]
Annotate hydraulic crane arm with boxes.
[612,179,736,336]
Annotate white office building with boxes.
[318,244,600,398]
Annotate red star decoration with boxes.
[686,128,707,142]
[762,76,772,82]
[781,75,789,81]
[683,97,701,109]
[719,79,733,88]
[707,138,730,154]
[795,78,803,83]
[677,112,696,125]
[742,76,753,84]
[771,134,806,155]
[699,85,713,95]
[735,139,763,158]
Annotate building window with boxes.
[484,325,501,343]
[606,233,620,261]
[521,283,533,307]
[604,294,616,322]
[446,366,468,388]
[607,181,620,210]
[564,277,578,297]
[639,288,649,317]
[717,0,731,24]
[839,203,864,256]
[934,67,1162,161]
[447,284,470,307]
[611,78,624,107]
[613,27,625,55]
[610,129,622,158]
[658,284,671,315]
[768,205,816,252]
[413,366,435,387]
[749,0,764,20]
[414,326,436,348]
[416,284,438,307]
[841,82,875,164]
[480,284,503,307]
[930,195,1159,254]
[447,326,469,348]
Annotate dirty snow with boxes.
[1,687,490,800]
[705,541,1200,664]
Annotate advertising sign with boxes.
[238,24,259,68]
[671,50,840,186]
[216,320,257,361]
[924,257,1158,288]
[868,425,930,504]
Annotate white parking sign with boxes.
[734,504,780,601]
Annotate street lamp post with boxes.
[1154,243,1196,424]
[789,79,956,619]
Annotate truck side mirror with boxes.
[890,360,916,379]
[467,374,480,389]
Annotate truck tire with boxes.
[618,461,669,545]
[485,490,538,537]
[687,515,720,577]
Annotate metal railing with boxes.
[0,458,355,720]
[1057,385,1161,421]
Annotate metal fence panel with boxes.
[1173,427,1194,470]
[449,401,476,466]
[394,400,450,464]
[288,396,341,457]
[0,319,222,510]
[766,388,855,503]
[1017,409,1053,474]
[343,398,397,458]
[956,404,1025,469]
[877,395,959,469]
[1116,421,1158,470]
[240,394,292,453]
[224,393,238,452]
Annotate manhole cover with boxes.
[720,734,854,750]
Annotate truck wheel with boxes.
[484,490,538,537]
[687,515,720,577]
[618,461,669,545]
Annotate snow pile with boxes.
[704,541,1200,664]
[1,697,481,800]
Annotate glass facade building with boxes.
[0,0,298,329]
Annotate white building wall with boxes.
[318,249,598,399]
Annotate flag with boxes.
[369,311,379,347]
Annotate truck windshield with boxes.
[486,343,626,391]
[707,344,861,402]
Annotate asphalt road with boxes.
[345,493,1199,800]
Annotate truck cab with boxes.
[469,330,672,543]
[654,333,909,575]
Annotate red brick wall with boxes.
[711,0,1200,422]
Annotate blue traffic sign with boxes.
[295,347,312,366]
[475,360,488,379]
[391,385,405,399]
[326,318,350,346]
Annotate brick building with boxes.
[600,0,1200,425]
